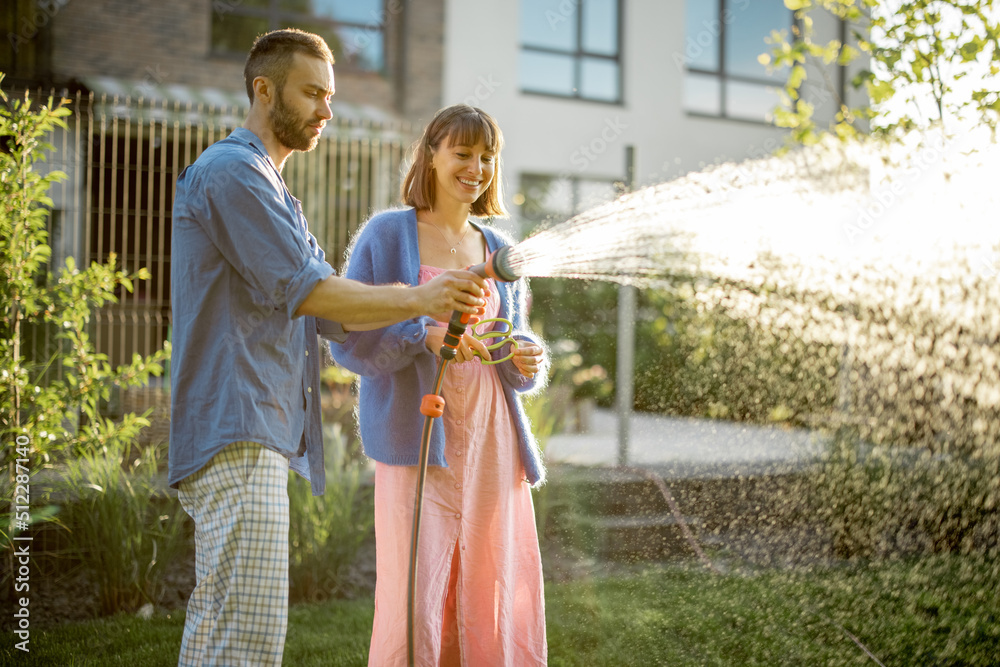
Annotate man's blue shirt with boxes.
[168,127,340,495]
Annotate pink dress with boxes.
[368,265,547,666]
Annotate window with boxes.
[518,173,618,230]
[0,0,60,83]
[519,0,622,103]
[682,0,791,122]
[211,0,385,72]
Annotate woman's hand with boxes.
[511,343,544,379]
[425,325,490,363]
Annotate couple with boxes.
[169,28,549,666]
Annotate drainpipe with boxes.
[616,145,637,467]
[396,0,409,116]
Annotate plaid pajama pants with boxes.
[177,441,291,667]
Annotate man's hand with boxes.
[413,269,488,319]
[295,270,487,331]
[511,343,545,379]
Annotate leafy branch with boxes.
[762,0,1000,144]
[1,74,169,550]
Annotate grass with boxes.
[4,554,997,666]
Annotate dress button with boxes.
[454,450,463,457]
[454,483,462,490]
[456,387,464,393]
[456,419,463,425]
[454,513,461,519]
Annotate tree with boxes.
[762,0,1000,143]
[1,75,169,549]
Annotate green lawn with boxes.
[5,554,998,666]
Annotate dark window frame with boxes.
[683,0,794,123]
[519,0,624,105]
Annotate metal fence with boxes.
[18,87,413,375]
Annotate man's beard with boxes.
[270,90,320,152]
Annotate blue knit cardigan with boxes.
[328,208,549,486]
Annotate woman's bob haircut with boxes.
[401,104,508,218]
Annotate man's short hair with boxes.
[244,29,335,103]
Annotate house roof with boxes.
[80,75,409,136]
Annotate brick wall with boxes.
[36,0,450,439]
[401,0,445,128]
[49,0,400,112]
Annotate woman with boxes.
[330,104,549,666]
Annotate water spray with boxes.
[406,246,520,667]
[397,132,1000,663]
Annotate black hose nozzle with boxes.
[468,245,520,283]
[439,247,519,360]
[440,308,472,360]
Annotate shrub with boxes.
[288,423,374,603]
[816,427,1000,560]
[1,76,168,561]
[58,440,188,615]
[319,364,363,463]
[530,277,838,425]
[531,258,1000,563]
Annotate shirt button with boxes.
[305,350,309,357]
[307,387,312,393]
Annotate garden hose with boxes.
[407,353,451,667]
[407,249,519,666]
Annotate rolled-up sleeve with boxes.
[284,257,333,320]
[193,152,333,319]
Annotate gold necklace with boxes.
[428,221,471,254]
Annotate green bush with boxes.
[815,427,1000,560]
[1,76,168,560]
[58,440,188,615]
[530,279,619,408]
[531,264,1000,563]
[319,364,364,462]
[288,423,374,603]
[530,277,839,425]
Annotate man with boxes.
[168,29,486,666]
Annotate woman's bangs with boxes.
[446,113,501,153]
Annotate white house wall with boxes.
[442,0,858,230]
